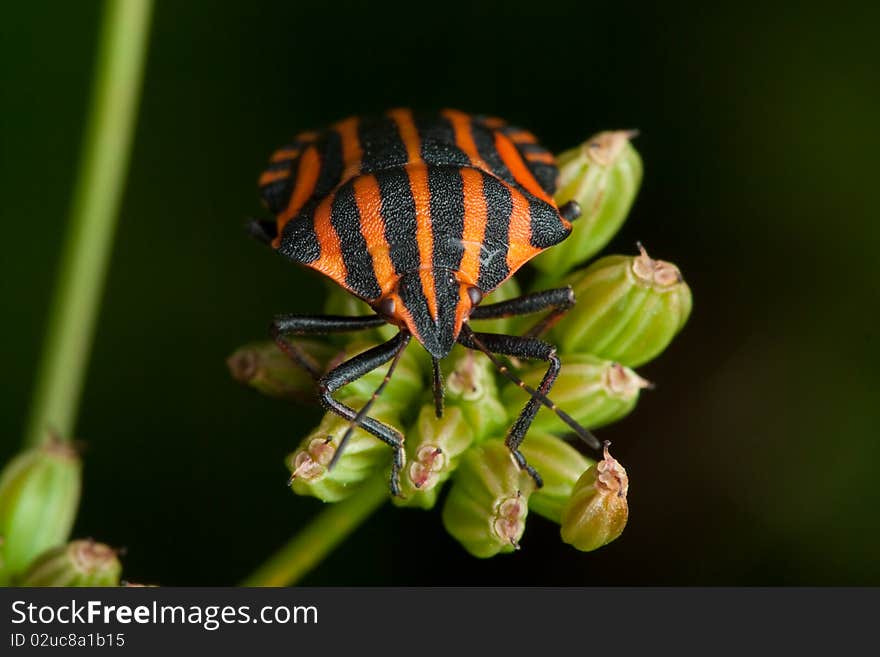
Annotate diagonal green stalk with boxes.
[242,475,388,586]
[24,0,154,447]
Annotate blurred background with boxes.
[2,0,878,585]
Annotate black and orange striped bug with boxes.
[248,108,599,496]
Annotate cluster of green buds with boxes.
[0,436,124,586]
[229,130,692,557]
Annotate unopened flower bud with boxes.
[555,245,692,366]
[393,406,474,509]
[19,539,121,587]
[560,443,629,551]
[442,440,536,558]
[519,432,594,524]
[502,354,650,433]
[226,340,339,402]
[0,439,81,583]
[443,347,508,442]
[287,401,400,502]
[532,131,642,279]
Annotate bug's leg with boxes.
[319,332,410,496]
[457,326,565,488]
[458,325,598,450]
[470,286,575,338]
[332,333,412,468]
[271,313,388,379]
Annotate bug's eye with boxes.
[377,297,396,317]
[467,287,483,306]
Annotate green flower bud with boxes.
[442,440,536,558]
[287,401,399,503]
[393,406,474,510]
[532,131,642,279]
[554,245,692,366]
[19,540,121,587]
[226,340,340,402]
[443,347,508,442]
[519,432,594,524]
[560,443,629,551]
[469,277,521,335]
[501,354,650,433]
[337,340,425,411]
[0,439,81,583]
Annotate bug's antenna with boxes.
[463,330,601,451]
[431,357,444,418]
[328,334,411,470]
[245,217,277,245]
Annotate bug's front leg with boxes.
[271,313,387,379]
[458,328,563,488]
[318,332,410,496]
[470,286,575,338]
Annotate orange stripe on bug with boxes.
[353,174,398,296]
[454,283,473,339]
[493,132,554,204]
[441,108,491,172]
[504,129,538,144]
[334,116,363,183]
[273,145,321,246]
[458,167,488,286]
[482,116,506,129]
[505,185,543,271]
[270,148,301,163]
[525,151,556,165]
[405,163,438,321]
[259,168,290,186]
[308,195,348,285]
[388,108,423,165]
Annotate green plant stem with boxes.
[24,0,153,447]
[242,476,388,586]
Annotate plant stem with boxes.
[24,0,154,447]
[242,476,388,586]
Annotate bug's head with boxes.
[374,270,482,360]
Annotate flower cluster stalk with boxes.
[23,0,154,448]
[2,0,154,589]
[241,474,388,587]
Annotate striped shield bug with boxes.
[248,108,598,496]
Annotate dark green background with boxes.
[2,1,878,585]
